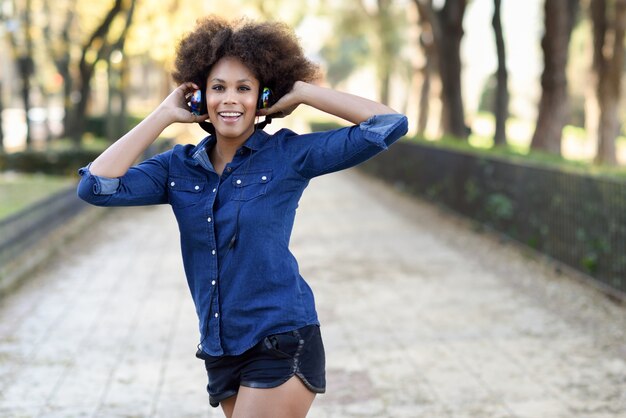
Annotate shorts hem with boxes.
[241,373,326,394]
[209,389,238,408]
[295,371,326,394]
[240,373,293,389]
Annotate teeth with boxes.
[219,112,242,117]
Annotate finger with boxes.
[256,109,267,117]
[183,81,199,90]
[179,82,200,95]
[269,111,286,118]
[259,105,284,117]
[193,113,209,122]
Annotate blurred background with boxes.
[1,2,625,416]
[1,0,625,291]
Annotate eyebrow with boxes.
[210,78,253,83]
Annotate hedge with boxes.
[0,149,104,176]
[360,140,626,296]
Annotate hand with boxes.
[159,82,209,124]
[256,80,310,118]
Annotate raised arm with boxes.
[257,81,399,125]
[88,82,207,178]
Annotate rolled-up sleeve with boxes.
[77,163,120,195]
[288,113,408,179]
[77,150,171,207]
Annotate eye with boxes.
[238,85,251,92]
[211,85,224,91]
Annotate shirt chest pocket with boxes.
[168,176,205,208]
[231,170,272,201]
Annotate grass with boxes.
[409,135,626,179]
[409,113,626,179]
[45,136,110,152]
[0,173,75,221]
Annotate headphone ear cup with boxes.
[257,87,272,110]
[201,90,208,115]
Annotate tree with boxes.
[69,0,136,143]
[492,0,508,146]
[320,36,370,88]
[322,0,407,105]
[531,0,579,154]
[0,1,10,151]
[6,0,35,149]
[105,0,136,142]
[590,0,626,165]
[413,0,436,136]
[414,0,469,139]
[42,0,76,141]
[249,0,308,25]
[366,0,402,106]
[0,79,3,151]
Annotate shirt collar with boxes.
[241,129,270,151]
[190,130,269,166]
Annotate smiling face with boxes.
[205,57,260,145]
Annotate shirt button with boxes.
[214,313,219,318]
[236,179,242,185]
[212,188,217,193]
[194,185,200,190]
[226,167,232,172]
[212,250,216,255]
[207,217,212,223]
[170,181,175,187]
[211,280,216,285]
[261,176,267,181]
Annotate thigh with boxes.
[232,376,316,418]
[220,395,237,418]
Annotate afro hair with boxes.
[171,16,321,105]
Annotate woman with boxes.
[78,15,407,418]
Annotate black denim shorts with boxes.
[197,325,326,408]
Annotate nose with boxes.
[223,88,237,104]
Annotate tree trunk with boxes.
[0,80,4,151]
[18,56,33,149]
[436,0,468,139]
[531,0,578,154]
[112,0,135,140]
[415,0,436,136]
[8,0,35,149]
[414,0,467,139]
[492,0,508,146]
[378,60,392,106]
[70,0,130,144]
[61,59,73,139]
[106,62,118,142]
[418,59,432,135]
[119,56,130,138]
[592,0,626,165]
[376,0,393,105]
[105,56,130,141]
[43,0,76,140]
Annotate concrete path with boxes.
[0,170,625,418]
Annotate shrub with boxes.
[0,149,104,176]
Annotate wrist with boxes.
[294,81,315,106]
[152,105,177,128]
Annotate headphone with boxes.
[190,85,273,135]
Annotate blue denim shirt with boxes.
[77,113,408,356]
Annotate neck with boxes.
[213,138,244,163]
[214,124,256,157]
